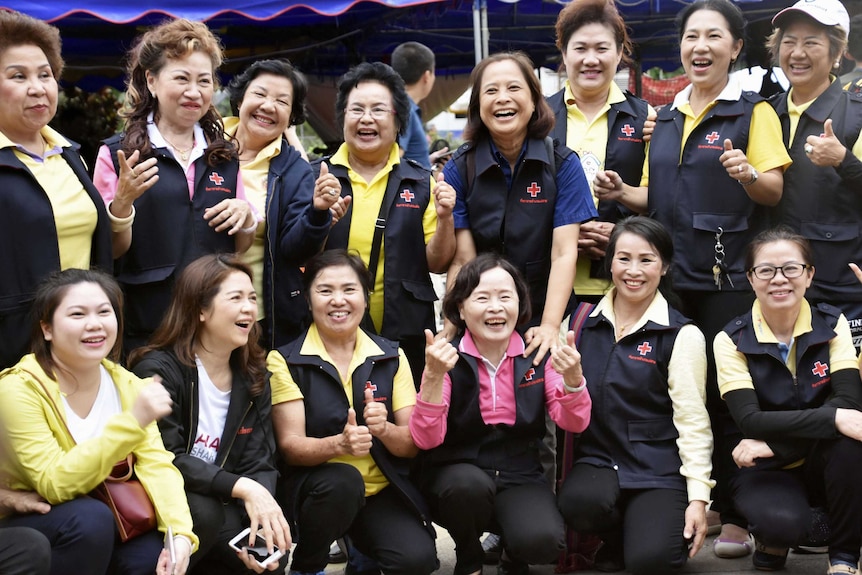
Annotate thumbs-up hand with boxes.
[340,407,372,456]
[423,329,459,380]
[363,383,389,438]
[550,330,585,391]
[804,118,847,168]
[432,171,456,218]
[329,194,352,227]
[313,161,342,211]
[719,138,753,183]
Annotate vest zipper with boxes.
[186,378,196,454]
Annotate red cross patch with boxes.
[524,368,536,381]
[365,381,377,393]
[621,124,635,137]
[209,172,224,186]
[705,131,720,144]
[637,341,652,356]
[526,183,541,198]
[812,361,829,378]
[399,189,414,203]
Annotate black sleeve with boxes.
[723,387,839,440]
[133,353,239,499]
[835,148,862,188]
[825,367,862,410]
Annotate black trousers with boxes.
[285,463,437,574]
[558,464,690,575]
[186,492,290,575]
[730,436,862,563]
[422,462,565,575]
[678,289,754,527]
[0,527,50,575]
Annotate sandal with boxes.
[714,534,754,558]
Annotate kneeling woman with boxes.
[410,254,592,575]
[0,269,196,575]
[557,217,714,575]
[268,250,438,575]
[130,254,290,574]
[714,228,862,574]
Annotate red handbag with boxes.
[91,454,157,541]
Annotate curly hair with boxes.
[119,18,235,166]
[0,10,63,79]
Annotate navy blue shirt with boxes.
[399,98,430,168]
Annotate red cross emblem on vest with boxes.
[526,183,541,198]
[399,189,414,203]
[524,368,535,381]
[637,341,652,356]
[209,172,224,185]
[812,361,829,377]
[365,381,377,393]
[621,124,635,137]
[705,131,720,144]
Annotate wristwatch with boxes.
[741,167,758,186]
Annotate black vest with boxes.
[105,136,238,340]
[648,92,767,291]
[451,137,573,319]
[324,160,438,340]
[274,330,433,532]
[548,88,647,279]
[723,303,842,412]
[423,335,546,482]
[0,144,112,368]
[575,304,689,491]
[770,81,862,302]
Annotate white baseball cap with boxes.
[772,0,850,40]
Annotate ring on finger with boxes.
[804,143,814,154]
[738,164,744,173]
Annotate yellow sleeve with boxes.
[134,419,199,552]
[0,373,149,504]
[748,101,792,173]
[830,314,859,372]
[422,176,438,244]
[267,350,305,405]
[714,330,756,397]
[667,324,714,502]
[639,143,650,187]
[391,348,418,413]
[851,127,862,161]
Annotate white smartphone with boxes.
[227,527,284,569]
[164,526,176,574]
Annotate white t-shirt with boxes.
[189,357,231,464]
[63,365,122,443]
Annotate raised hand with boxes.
[433,171,455,218]
[363,384,390,437]
[340,408,372,456]
[131,376,173,428]
[313,161,342,211]
[720,139,753,183]
[112,149,159,216]
[805,119,847,167]
[551,330,584,389]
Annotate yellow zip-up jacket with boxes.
[0,354,198,551]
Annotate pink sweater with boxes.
[409,331,592,450]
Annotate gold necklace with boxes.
[162,135,193,161]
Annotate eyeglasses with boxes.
[345,106,394,120]
[748,263,810,281]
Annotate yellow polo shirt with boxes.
[0,126,96,270]
[224,117,276,319]
[564,81,652,296]
[267,325,417,496]
[329,143,437,332]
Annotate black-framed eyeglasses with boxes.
[748,263,810,281]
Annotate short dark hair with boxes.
[443,254,532,333]
[555,0,633,67]
[605,216,679,306]
[227,58,308,126]
[391,42,435,85]
[31,269,124,379]
[0,10,64,80]
[463,52,555,143]
[848,14,862,61]
[303,250,373,306]
[745,226,814,271]
[678,0,746,42]
[335,61,410,137]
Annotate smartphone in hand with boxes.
[228,527,284,569]
[165,527,176,575]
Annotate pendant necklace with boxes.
[163,135,193,162]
